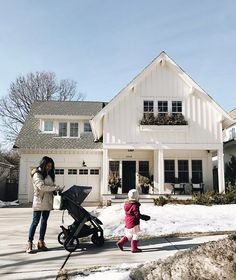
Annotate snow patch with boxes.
[0,200,19,208]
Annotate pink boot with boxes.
[131,240,142,253]
[116,236,129,251]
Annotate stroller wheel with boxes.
[58,232,66,245]
[91,234,104,247]
[64,237,79,252]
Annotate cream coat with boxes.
[32,170,57,211]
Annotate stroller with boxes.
[58,185,104,252]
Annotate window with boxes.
[178,160,189,182]
[139,161,149,178]
[143,100,154,118]
[79,169,88,175]
[158,101,168,114]
[229,128,236,140]
[172,101,182,113]
[68,169,77,175]
[44,121,53,132]
[84,122,92,132]
[192,160,203,183]
[109,161,119,177]
[164,160,175,183]
[59,122,67,137]
[90,169,99,175]
[70,123,79,137]
[55,169,64,175]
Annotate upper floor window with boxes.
[158,101,168,114]
[172,101,182,113]
[59,122,67,137]
[84,122,92,132]
[44,121,53,132]
[229,128,236,140]
[143,101,154,118]
[70,123,79,137]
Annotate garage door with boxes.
[55,168,100,202]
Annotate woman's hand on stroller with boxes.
[55,185,64,194]
[140,214,151,221]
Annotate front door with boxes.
[122,161,136,193]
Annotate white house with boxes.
[16,52,233,204]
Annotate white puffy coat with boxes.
[32,169,57,211]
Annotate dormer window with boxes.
[44,120,53,132]
[59,122,67,137]
[70,123,79,137]
[84,122,92,132]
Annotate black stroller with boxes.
[58,185,104,252]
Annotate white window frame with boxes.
[42,120,54,133]
[84,122,92,132]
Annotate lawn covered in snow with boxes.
[94,204,236,238]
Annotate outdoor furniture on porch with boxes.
[191,183,204,194]
[171,183,186,195]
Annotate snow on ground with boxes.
[93,204,236,237]
[0,200,19,208]
[75,263,137,280]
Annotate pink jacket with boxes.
[124,201,141,229]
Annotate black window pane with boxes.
[70,123,78,137]
[164,160,175,183]
[178,160,189,182]
[192,160,203,183]
[59,122,67,137]
[109,161,119,177]
[139,161,149,177]
[158,101,168,113]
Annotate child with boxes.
[116,189,150,253]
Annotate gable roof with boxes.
[91,51,234,140]
[15,101,105,150]
[229,108,236,120]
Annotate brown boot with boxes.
[26,242,33,253]
[37,240,48,251]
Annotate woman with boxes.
[26,156,61,253]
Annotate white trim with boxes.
[140,125,188,132]
[35,114,91,120]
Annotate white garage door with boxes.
[55,168,100,202]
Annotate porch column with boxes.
[217,147,225,193]
[153,150,158,193]
[102,148,109,195]
[158,149,164,194]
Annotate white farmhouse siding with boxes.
[91,52,233,195]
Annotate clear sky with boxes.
[0,0,235,114]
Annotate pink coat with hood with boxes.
[124,200,141,229]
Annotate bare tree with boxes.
[0,71,84,142]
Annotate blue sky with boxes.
[0,0,235,113]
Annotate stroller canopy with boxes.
[62,185,92,205]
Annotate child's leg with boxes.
[116,231,131,251]
[131,233,142,253]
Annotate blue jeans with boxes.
[28,211,50,242]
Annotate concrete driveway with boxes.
[0,207,227,280]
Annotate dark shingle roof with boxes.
[15,101,105,150]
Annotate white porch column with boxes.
[158,149,164,194]
[153,150,158,194]
[102,148,109,195]
[217,147,225,193]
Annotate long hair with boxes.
[37,156,55,182]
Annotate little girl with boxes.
[116,189,150,253]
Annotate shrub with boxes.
[154,196,168,206]
[192,190,236,205]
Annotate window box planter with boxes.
[140,125,188,132]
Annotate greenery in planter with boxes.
[108,176,121,194]
[140,113,188,126]
[139,175,153,194]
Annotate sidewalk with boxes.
[0,208,227,280]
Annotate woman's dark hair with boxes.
[37,156,55,182]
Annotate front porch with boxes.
[101,146,225,198]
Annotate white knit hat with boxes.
[128,189,139,201]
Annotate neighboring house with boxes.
[0,155,14,200]
[16,52,233,204]
[223,108,236,163]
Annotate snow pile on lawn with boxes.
[0,200,19,208]
[95,204,236,237]
[75,263,137,279]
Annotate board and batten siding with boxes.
[104,63,222,145]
